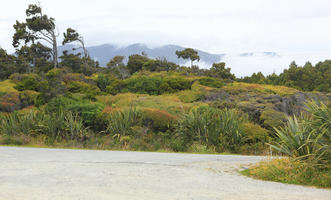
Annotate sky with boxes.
[1,0,331,76]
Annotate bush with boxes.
[241,122,269,154]
[141,108,177,132]
[14,74,42,91]
[45,96,104,127]
[19,90,39,107]
[105,79,127,95]
[0,92,20,112]
[260,109,286,129]
[124,76,192,95]
[198,77,223,88]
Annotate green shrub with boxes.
[124,76,192,95]
[14,74,42,91]
[260,109,286,129]
[198,77,223,88]
[105,79,127,95]
[45,96,104,127]
[126,76,161,95]
[19,90,39,107]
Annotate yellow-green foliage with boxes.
[0,80,20,112]
[96,93,207,116]
[224,82,298,96]
[67,81,100,94]
[172,81,213,103]
[19,90,39,106]
[242,122,269,142]
[0,80,18,93]
[63,73,89,83]
[243,158,331,188]
[260,109,286,129]
[133,71,200,81]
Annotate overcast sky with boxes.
[1,0,331,75]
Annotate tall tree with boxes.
[12,4,59,68]
[62,28,89,69]
[175,48,200,67]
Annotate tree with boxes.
[12,4,59,68]
[175,48,200,67]
[16,43,52,73]
[107,56,129,79]
[127,54,150,74]
[0,48,18,80]
[62,28,89,69]
[142,58,179,72]
[210,62,235,80]
[59,50,82,72]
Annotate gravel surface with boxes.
[0,146,330,200]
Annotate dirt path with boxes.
[0,147,329,200]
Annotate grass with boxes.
[241,158,331,189]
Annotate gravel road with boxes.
[0,147,330,200]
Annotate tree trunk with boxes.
[81,41,88,70]
[52,31,58,68]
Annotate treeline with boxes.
[239,61,331,93]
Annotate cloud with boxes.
[1,0,330,75]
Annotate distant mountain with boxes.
[59,43,280,69]
[59,43,225,67]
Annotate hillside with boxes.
[0,67,329,153]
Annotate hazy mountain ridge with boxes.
[59,43,278,68]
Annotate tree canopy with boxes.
[13,4,59,68]
[176,48,200,66]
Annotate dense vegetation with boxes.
[239,61,331,92]
[0,4,330,187]
[242,101,331,188]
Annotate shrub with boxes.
[19,90,39,107]
[14,74,42,91]
[105,79,127,95]
[260,109,286,129]
[198,77,223,88]
[140,108,177,132]
[241,122,269,154]
[45,96,104,127]
[126,76,161,95]
[0,92,20,112]
[67,102,104,126]
[124,76,192,95]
